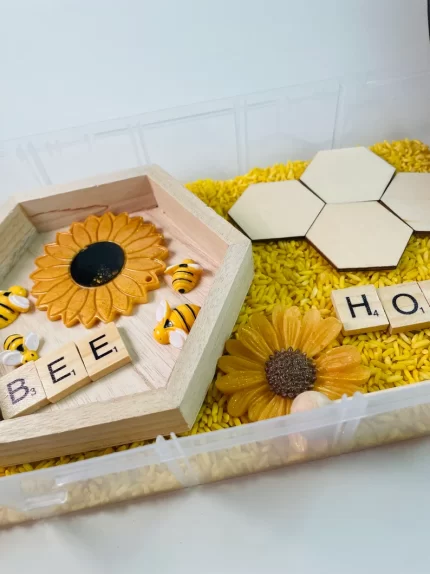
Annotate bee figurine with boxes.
[165,259,203,294]
[153,300,200,349]
[0,332,40,367]
[0,285,31,329]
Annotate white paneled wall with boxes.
[2,71,430,195]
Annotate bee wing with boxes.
[8,294,30,313]
[155,299,171,322]
[0,351,22,366]
[188,264,203,271]
[165,264,179,276]
[24,332,40,351]
[169,328,188,349]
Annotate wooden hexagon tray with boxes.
[0,166,253,466]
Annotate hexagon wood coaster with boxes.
[300,147,395,204]
[228,180,324,240]
[381,173,430,232]
[0,166,253,466]
[306,202,412,271]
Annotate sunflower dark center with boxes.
[70,241,125,288]
[265,348,317,398]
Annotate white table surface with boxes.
[2,437,430,573]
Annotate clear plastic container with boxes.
[1,380,430,526]
[2,74,430,526]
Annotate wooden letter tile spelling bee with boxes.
[36,342,91,403]
[0,362,49,419]
[76,323,131,382]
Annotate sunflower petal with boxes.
[248,391,274,422]
[121,223,156,245]
[47,285,79,318]
[113,218,141,245]
[217,355,264,374]
[249,313,279,352]
[34,255,69,269]
[315,345,362,373]
[122,269,160,290]
[84,215,100,243]
[300,317,342,358]
[225,339,265,364]
[79,290,97,328]
[127,246,169,260]
[298,309,321,352]
[56,232,80,251]
[227,386,268,417]
[238,324,272,362]
[272,304,286,346]
[113,274,145,300]
[65,289,88,324]
[110,213,129,240]
[281,397,292,416]
[258,395,282,421]
[107,283,131,314]
[45,244,76,261]
[282,306,302,350]
[97,213,113,241]
[269,396,287,419]
[124,258,165,272]
[37,279,74,305]
[30,266,69,280]
[317,364,371,386]
[125,235,162,254]
[312,385,343,401]
[216,371,266,394]
[71,223,91,249]
[32,278,66,295]
[95,285,113,322]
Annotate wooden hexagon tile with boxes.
[228,180,324,241]
[381,173,430,232]
[300,147,395,203]
[306,202,412,271]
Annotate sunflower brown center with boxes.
[265,348,317,398]
[70,241,125,288]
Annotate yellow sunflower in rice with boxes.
[30,212,168,328]
[217,305,371,421]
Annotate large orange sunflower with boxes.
[30,212,168,328]
[216,306,371,421]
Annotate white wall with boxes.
[1,0,430,189]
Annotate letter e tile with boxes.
[331,285,389,335]
[36,342,91,403]
[0,362,49,419]
[76,323,131,382]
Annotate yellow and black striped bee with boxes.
[0,285,31,329]
[165,259,203,294]
[153,300,200,348]
[0,332,40,366]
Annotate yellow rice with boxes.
[2,138,430,477]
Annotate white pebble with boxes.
[290,390,331,414]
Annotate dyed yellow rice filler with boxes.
[2,138,430,478]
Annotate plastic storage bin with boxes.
[2,74,430,526]
[2,381,430,526]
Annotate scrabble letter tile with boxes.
[36,342,91,403]
[76,323,131,382]
[378,282,430,334]
[0,362,49,419]
[331,285,389,335]
[419,280,430,306]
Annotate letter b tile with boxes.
[0,362,49,419]
[331,285,389,335]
